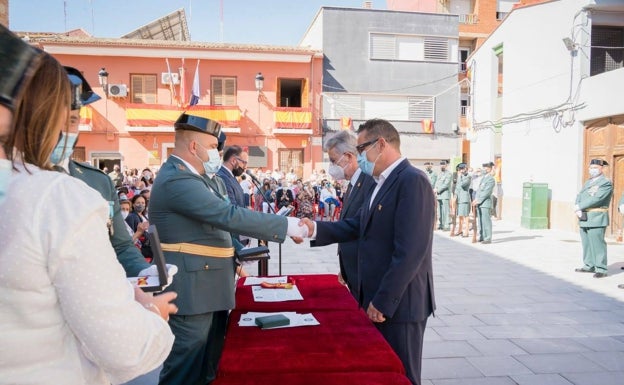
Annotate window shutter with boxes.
[212,78,223,105]
[370,34,396,60]
[224,78,237,106]
[131,75,143,103]
[591,27,624,76]
[131,74,157,104]
[424,37,449,61]
[408,96,434,120]
[144,75,157,104]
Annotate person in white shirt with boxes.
[0,36,175,385]
[320,181,341,219]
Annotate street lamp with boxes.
[98,67,109,97]
[255,72,264,98]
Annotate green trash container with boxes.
[521,182,549,229]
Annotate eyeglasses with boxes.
[234,156,248,165]
[330,153,346,166]
[356,138,380,154]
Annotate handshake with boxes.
[285,217,316,244]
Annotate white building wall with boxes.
[468,0,603,231]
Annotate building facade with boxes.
[468,0,624,233]
[300,7,461,166]
[23,35,323,178]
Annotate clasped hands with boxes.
[286,217,316,244]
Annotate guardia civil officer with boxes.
[424,161,437,188]
[472,162,495,243]
[574,159,613,278]
[149,113,306,385]
[454,163,472,237]
[49,67,173,279]
[433,160,452,230]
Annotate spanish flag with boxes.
[422,119,434,134]
[340,117,352,130]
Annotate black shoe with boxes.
[618,284,624,289]
[574,268,594,273]
[593,272,608,278]
[481,240,491,244]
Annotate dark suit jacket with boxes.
[149,156,288,315]
[314,159,436,323]
[68,160,149,276]
[337,171,375,299]
[217,166,245,207]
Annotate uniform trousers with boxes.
[159,310,228,385]
[478,206,492,242]
[437,199,450,230]
[580,226,607,273]
[376,318,428,385]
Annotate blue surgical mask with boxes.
[357,150,375,176]
[0,158,11,205]
[49,132,78,164]
[197,145,222,174]
[588,168,600,178]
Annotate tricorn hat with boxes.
[440,160,448,166]
[217,131,227,152]
[589,159,608,166]
[0,25,42,110]
[174,113,222,139]
[64,66,101,110]
[482,161,495,168]
[456,162,467,170]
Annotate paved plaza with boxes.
[262,219,624,385]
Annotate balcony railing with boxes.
[125,104,241,127]
[459,14,478,24]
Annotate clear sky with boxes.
[9,0,386,45]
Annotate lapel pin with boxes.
[378,204,382,211]
[75,167,83,174]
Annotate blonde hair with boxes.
[5,53,71,170]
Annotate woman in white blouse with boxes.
[0,31,175,385]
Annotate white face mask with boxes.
[588,168,600,178]
[328,154,347,180]
[196,144,222,174]
[121,210,130,219]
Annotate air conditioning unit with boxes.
[108,84,128,97]
[161,72,180,85]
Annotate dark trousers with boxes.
[376,318,428,385]
[159,310,228,385]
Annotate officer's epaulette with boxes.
[69,160,107,176]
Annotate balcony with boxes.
[273,107,313,135]
[125,104,241,132]
[458,14,478,24]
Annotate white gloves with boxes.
[138,264,179,287]
[286,216,310,238]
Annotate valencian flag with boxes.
[190,60,200,106]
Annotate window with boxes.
[277,78,307,107]
[493,44,503,96]
[211,77,237,106]
[329,93,434,121]
[590,26,623,76]
[278,149,304,179]
[130,74,157,104]
[459,48,470,72]
[460,98,469,116]
[370,33,457,62]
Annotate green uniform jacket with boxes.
[476,174,495,208]
[68,160,149,276]
[575,174,613,228]
[149,156,288,315]
[434,170,452,199]
[455,173,472,204]
[426,170,437,188]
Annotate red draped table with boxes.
[213,274,411,385]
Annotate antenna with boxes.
[63,0,68,34]
[220,0,224,42]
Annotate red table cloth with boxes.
[213,371,413,385]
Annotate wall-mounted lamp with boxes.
[255,72,264,94]
[562,37,577,52]
[98,67,109,97]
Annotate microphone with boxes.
[245,169,262,185]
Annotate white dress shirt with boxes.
[0,162,174,385]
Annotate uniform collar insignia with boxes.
[177,163,186,171]
[74,167,83,174]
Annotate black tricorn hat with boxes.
[64,66,101,110]
[440,160,448,166]
[174,113,222,139]
[217,131,227,152]
[424,161,432,166]
[482,161,495,168]
[589,159,608,166]
[0,25,42,110]
[456,162,467,170]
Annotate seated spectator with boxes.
[295,184,315,219]
[276,183,295,210]
[125,195,151,261]
[320,181,341,219]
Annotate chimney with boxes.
[363,1,373,9]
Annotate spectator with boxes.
[320,181,341,220]
[276,182,295,210]
[126,195,151,260]
[239,174,252,208]
[295,183,316,219]
[285,168,297,183]
[141,167,154,188]
[0,36,174,385]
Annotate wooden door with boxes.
[613,156,624,237]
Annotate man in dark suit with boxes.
[150,113,306,385]
[300,119,436,385]
[321,130,375,299]
[216,145,247,207]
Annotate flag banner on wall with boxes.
[80,106,92,125]
[190,60,201,106]
[126,104,240,127]
[273,107,312,129]
[340,117,352,130]
[422,119,434,133]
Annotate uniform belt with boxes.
[161,243,235,258]
[585,207,609,212]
